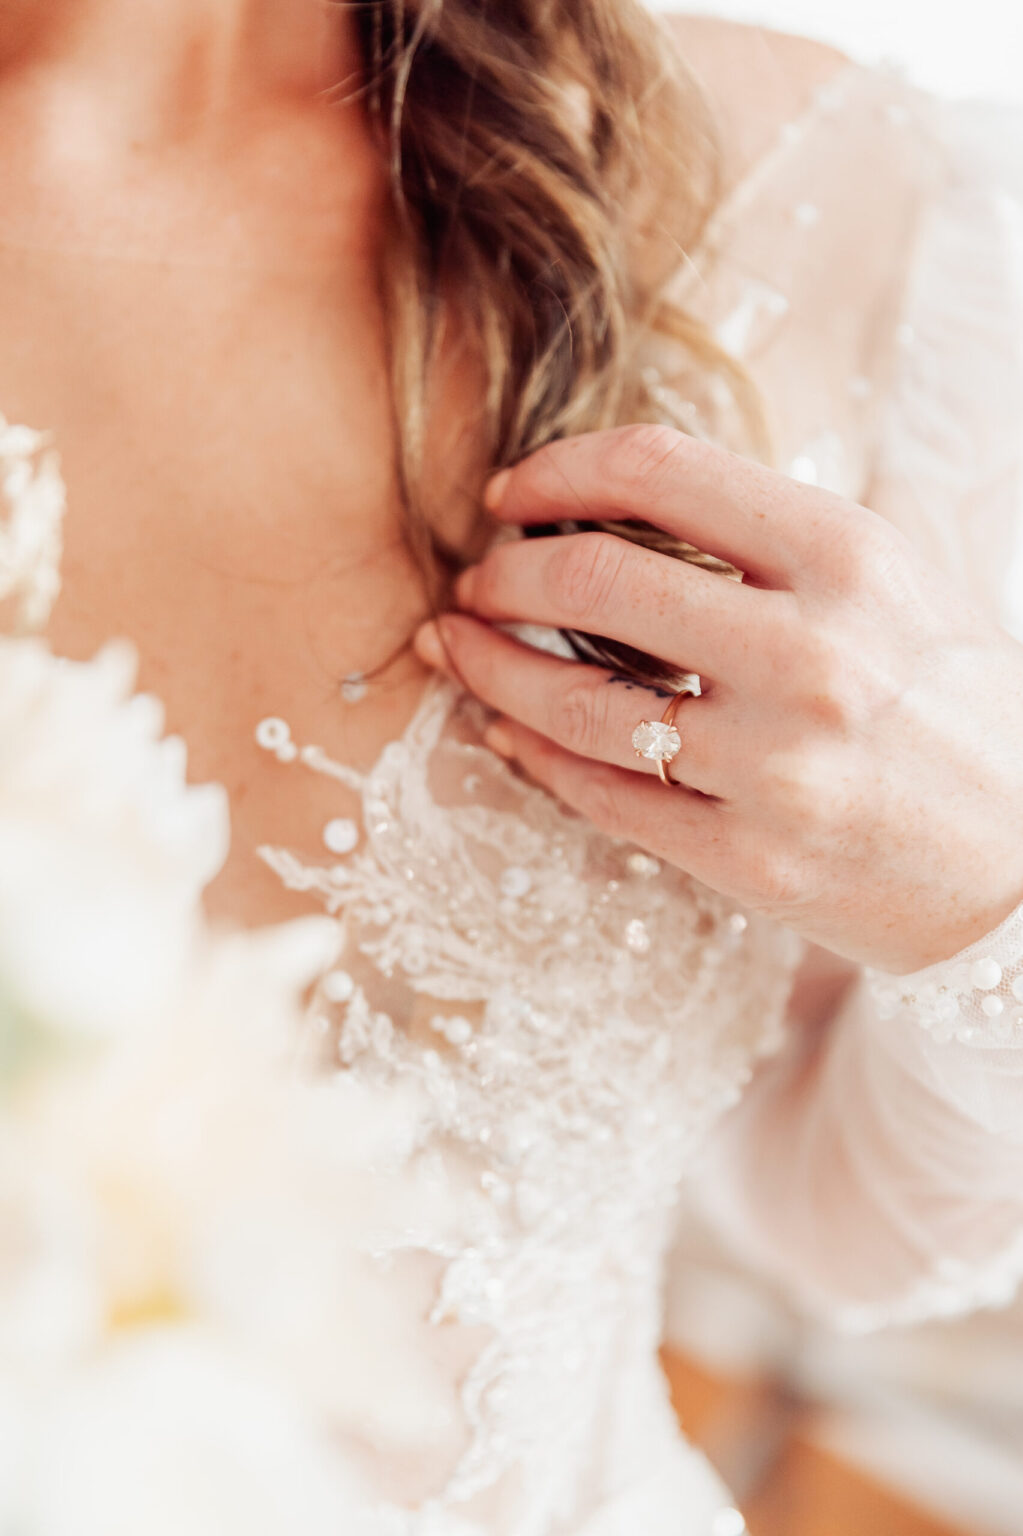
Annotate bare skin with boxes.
[0,0,499,928]
[0,3,854,961]
[416,429,1023,974]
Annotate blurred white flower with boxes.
[0,526,465,1526]
[0,635,230,1050]
[4,1329,374,1536]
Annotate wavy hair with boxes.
[351,0,759,687]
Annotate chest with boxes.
[0,119,488,927]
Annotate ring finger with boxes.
[414,612,733,795]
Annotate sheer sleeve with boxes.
[689,81,1023,1330]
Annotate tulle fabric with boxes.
[687,70,1023,1333]
[6,50,1023,1536]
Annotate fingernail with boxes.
[413,620,445,668]
[484,468,511,513]
[484,720,515,759]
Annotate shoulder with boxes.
[657,15,852,197]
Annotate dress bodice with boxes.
[255,670,800,1530]
[245,56,1023,1530]
[4,46,1023,1536]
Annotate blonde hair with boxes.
[353,0,760,688]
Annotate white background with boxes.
[647,0,1023,102]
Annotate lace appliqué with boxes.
[866,896,1023,1047]
[256,674,802,1528]
[833,1229,1023,1335]
[846,900,1023,1331]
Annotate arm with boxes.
[412,61,1023,1325]
[697,925,1023,1328]
[694,83,1023,1327]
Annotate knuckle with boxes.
[736,823,811,914]
[576,768,627,837]
[820,512,893,593]
[755,847,809,913]
[546,531,628,627]
[796,628,860,731]
[558,677,611,759]
[765,742,847,832]
[615,422,689,498]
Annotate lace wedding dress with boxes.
[6,56,1023,1536]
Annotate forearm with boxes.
[696,897,1023,1330]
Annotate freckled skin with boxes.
[0,2,487,932]
[417,424,1023,974]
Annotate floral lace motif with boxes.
[866,898,1023,1047]
[257,675,802,1530]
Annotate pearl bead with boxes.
[255,716,291,751]
[1012,976,1023,1002]
[340,672,367,703]
[981,995,1004,1018]
[970,958,1002,991]
[625,918,651,954]
[499,866,532,899]
[322,969,355,1003]
[323,818,359,855]
[626,851,661,878]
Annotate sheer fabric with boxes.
[256,672,799,1532]
[6,53,1023,1536]
[683,65,1023,1338]
[254,61,1023,1528]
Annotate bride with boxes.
[4,1,1023,1530]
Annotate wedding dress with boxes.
[8,56,1023,1536]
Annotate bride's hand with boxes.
[413,426,1023,973]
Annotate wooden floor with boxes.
[661,1347,974,1536]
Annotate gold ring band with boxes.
[630,674,702,787]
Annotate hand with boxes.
[413,426,1023,974]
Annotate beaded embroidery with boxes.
[255,675,803,1524]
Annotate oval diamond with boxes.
[631,719,681,762]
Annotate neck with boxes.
[0,0,360,141]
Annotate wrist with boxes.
[867,887,1023,1045]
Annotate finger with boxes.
[477,714,728,880]
[414,612,729,794]
[454,532,766,683]
[485,424,854,588]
